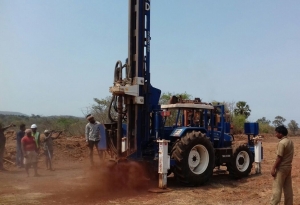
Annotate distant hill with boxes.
[47,115,84,119]
[0,111,83,119]
[0,111,28,116]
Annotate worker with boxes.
[0,123,16,171]
[31,124,40,150]
[270,125,294,205]
[21,129,39,177]
[16,123,26,168]
[85,114,102,166]
[43,130,62,171]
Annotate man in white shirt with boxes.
[85,114,101,165]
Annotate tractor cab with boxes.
[160,98,233,149]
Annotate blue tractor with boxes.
[160,100,258,185]
[103,0,261,186]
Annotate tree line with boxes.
[90,92,299,135]
[0,114,86,137]
[1,92,298,136]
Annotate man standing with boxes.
[31,124,40,150]
[270,125,294,205]
[43,130,62,171]
[21,129,39,177]
[85,114,101,166]
[0,123,15,171]
[16,124,26,168]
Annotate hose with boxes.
[114,60,128,84]
[113,96,118,112]
[108,95,117,122]
[108,133,118,155]
[114,61,123,83]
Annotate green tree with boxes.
[0,114,86,137]
[91,96,115,123]
[257,117,271,125]
[56,118,74,130]
[159,92,192,126]
[272,116,286,127]
[234,101,251,119]
[159,92,192,105]
[258,123,274,134]
[224,101,236,122]
[288,120,299,135]
[211,101,229,111]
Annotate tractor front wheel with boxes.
[227,144,253,178]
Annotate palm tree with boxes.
[234,101,251,119]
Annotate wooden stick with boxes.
[4,158,15,165]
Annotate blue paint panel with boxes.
[217,122,231,133]
[150,86,161,111]
[163,126,174,140]
[170,159,176,166]
[244,122,259,135]
[98,123,127,151]
[208,130,232,148]
[122,124,127,136]
[170,127,207,137]
[249,146,254,154]
[98,124,107,150]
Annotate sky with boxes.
[0,0,299,125]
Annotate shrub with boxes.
[232,115,246,134]
[259,123,274,134]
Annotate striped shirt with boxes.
[85,121,101,142]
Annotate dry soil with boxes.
[0,133,299,205]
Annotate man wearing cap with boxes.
[31,124,40,150]
[85,114,101,166]
[0,123,16,171]
[43,130,62,171]
[21,129,39,177]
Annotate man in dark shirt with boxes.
[16,124,26,168]
[43,130,62,171]
[0,122,16,171]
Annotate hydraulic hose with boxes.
[117,96,123,157]
[114,60,123,83]
[108,95,117,122]
[108,134,118,155]
[114,60,128,84]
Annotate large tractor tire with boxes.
[172,131,215,186]
[227,144,253,178]
[168,139,180,176]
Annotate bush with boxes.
[232,115,246,134]
[259,123,274,134]
[0,115,86,137]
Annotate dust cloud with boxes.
[69,160,156,203]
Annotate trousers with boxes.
[16,144,24,167]
[270,167,293,205]
[88,140,101,165]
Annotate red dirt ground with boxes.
[0,132,299,205]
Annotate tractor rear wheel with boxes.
[172,131,215,186]
[168,139,180,176]
[227,144,253,178]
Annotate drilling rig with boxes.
[102,0,262,187]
